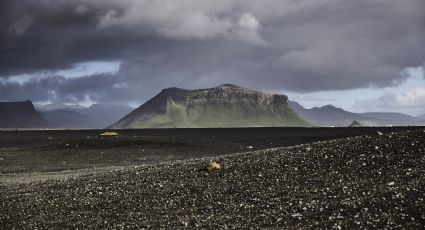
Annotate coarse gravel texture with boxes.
[1,129,425,229]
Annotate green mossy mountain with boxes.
[111,84,311,128]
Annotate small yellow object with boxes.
[207,162,221,171]
[100,131,119,137]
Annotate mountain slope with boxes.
[0,101,50,128]
[348,120,364,127]
[111,85,310,128]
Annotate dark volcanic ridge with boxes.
[1,129,424,228]
[0,101,50,128]
[349,120,364,127]
[111,84,310,128]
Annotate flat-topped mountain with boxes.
[111,84,310,128]
[0,101,50,128]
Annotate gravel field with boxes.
[1,129,424,228]
[1,127,421,175]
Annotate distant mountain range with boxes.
[111,84,310,128]
[36,103,134,129]
[38,109,93,128]
[288,101,425,127]
[1,85,425,129]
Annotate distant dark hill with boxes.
[348,120,363,127]
[111,84,310,128]
[37,103,133,129]
[0,101,50,128]
[288,101,424,127]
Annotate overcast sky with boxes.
[0,0,424,115]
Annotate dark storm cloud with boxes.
[0,74,121,103]
[0,0,424,103]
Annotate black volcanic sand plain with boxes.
[1,127,425,228]
[0,127,423,175]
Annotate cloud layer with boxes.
[0,0,424,104]
[353,67,425,115]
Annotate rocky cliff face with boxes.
[111,84,310,128]
[0,100,50,128]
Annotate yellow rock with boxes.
[207,162,221,171]
[99,131,119,137]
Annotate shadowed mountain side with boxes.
[111,85,311,128]
[0,101,50,128]
[348,120,364,127]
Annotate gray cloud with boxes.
[0,74,122,103]
[353,87,425,115]
[0,0,424,103]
